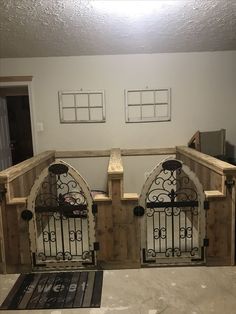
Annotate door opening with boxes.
[6,95,33,165]
[0,86,33,170]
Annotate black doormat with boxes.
[0,271,103,310]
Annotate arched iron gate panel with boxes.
[139,159,206,265]
[27,160,96,269]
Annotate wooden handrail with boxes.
[176,146,236,175]
[0,151,55,183]
[121,147,175,156]
[55,150,111,158]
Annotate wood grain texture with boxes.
[55,150,111,158]
[177,146,236,175]
[0,151,55,183]
[206,195,233,265]
[121,147,176,156]
[108,148,123,176]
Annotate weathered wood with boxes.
[5,205,20,265]
[177,146,236,175]
[108,148,123,176]
[177,147,235,265]
[205,191,224,199]
[55,150,111,158]
[0,151,55,183]
[121,147,176,156]
[96,201,113,262]
[108,148,123,197]
[206,194,233,265]
[122,193,139,200]
[17,205,31,266]
[0,76,33,82]
[0,153,55,204]
[176,150,226,194]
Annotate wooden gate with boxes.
[27,160,96,269]
[139,158,206,265]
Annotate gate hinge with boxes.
[203,238,209,247]
[93,242,100,251]
[225,179,235,190]
[0,186,7,203]
[204,201,209,210]
[92,203,98,215]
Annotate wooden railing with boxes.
[0,151,55,273]
[176,146,236,265]
[0,146,235,273]
[0,151,55,204]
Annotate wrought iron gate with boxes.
[139,159,206,265]
[27,161,96,269]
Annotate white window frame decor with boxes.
[58,90,106,123]
[125,88,171,123]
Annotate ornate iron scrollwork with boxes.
[34,163,92,264]
[145,159,200,261]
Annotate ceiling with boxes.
[0,0,235,58]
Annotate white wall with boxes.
[0,51,236,191]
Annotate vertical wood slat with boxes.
[17,205,31,266]
[206,196,233,265]
[177,149,236,265]
[5,205,20,265]
[96,201,113,261]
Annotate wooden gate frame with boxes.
[139,157,206,265]
[27,159,95,268]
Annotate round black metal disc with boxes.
[48,163,69,175]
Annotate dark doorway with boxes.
[6,95,33,165]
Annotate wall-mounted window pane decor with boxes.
[125,88,171,123]
[59,90,106,123]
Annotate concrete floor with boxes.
[0,266,236,314]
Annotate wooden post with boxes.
[96,148,139,268]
